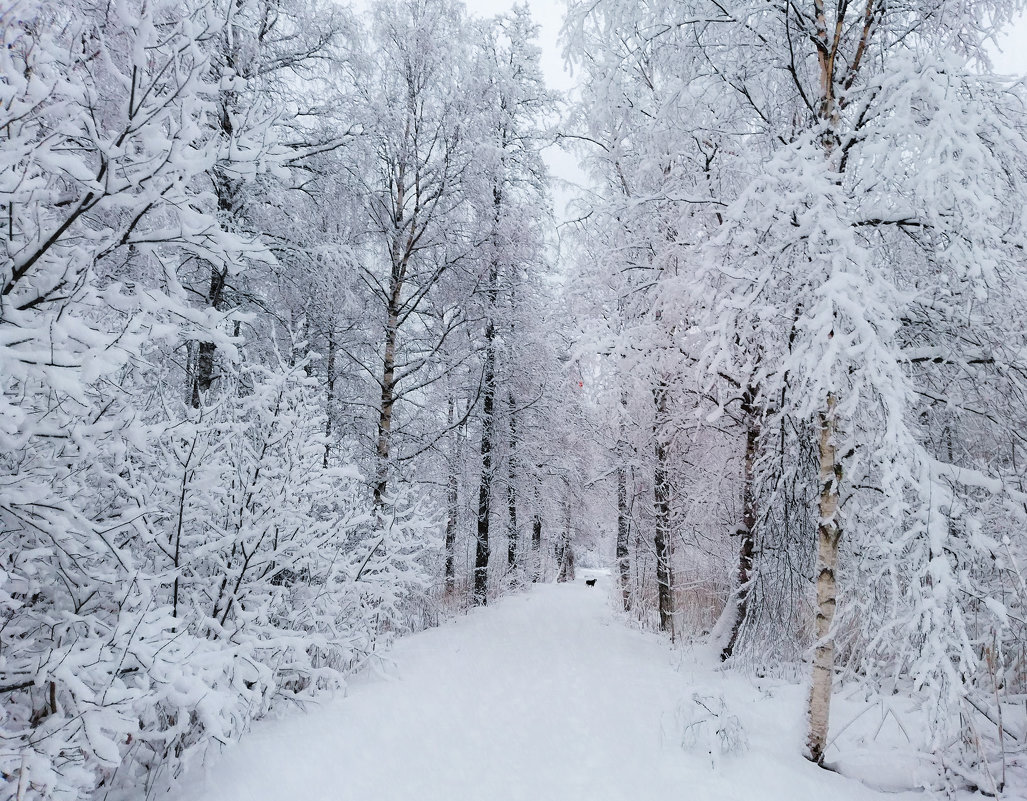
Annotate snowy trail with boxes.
[173,576,923,801]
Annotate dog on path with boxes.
[585,578,597,587]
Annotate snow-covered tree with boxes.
[468,5,556,605]
[1,2,264,796]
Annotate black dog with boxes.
[585,578,597,587]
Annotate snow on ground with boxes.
[172,574,927,801]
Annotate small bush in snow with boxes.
[670,693,749,763]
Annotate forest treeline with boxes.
[5,0,1027,798]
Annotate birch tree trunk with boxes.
[190,276,225,407]
[806,0,847,762]
[322,331,336,469]
[373,298,401,508]
[372,158,416,509]
[507,391,519,571]
[616,388,632,610]
[616,462,631,611]
[556,502,575,582]
[531,500,543,583]
[445,396,459,594]
[807,394,841,763]
[190,76,236,408]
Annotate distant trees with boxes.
[564,4,734,639]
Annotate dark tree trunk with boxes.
[531,506,542,583]
[507,392,518,571]
[473,267,498,606]
[473,174,506,605]
[556,504,575,583]
[445,397,459,594]
[722,387,759,661]
[190,264,228,408]
[190,81,239,408]
[653,380,674,636]
[323,331,336,469]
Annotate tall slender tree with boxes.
[470,5,554,604]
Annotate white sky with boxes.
[994,14,1027,75]
[463,0,584,223]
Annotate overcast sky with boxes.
[995,16,1027,75]
[461,0,584,223]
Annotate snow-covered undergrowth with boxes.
[0,349,437,801]
[823,681,1027,797]
[675,660,1027,798]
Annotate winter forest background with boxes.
[5,0,1027,798]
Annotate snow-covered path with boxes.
[173,576,924,801]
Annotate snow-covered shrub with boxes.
[0,2,248,797]
[668,693,749,765]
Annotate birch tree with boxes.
[469,6,554,604]
[350,0,476,512]
[186,0,348,407]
